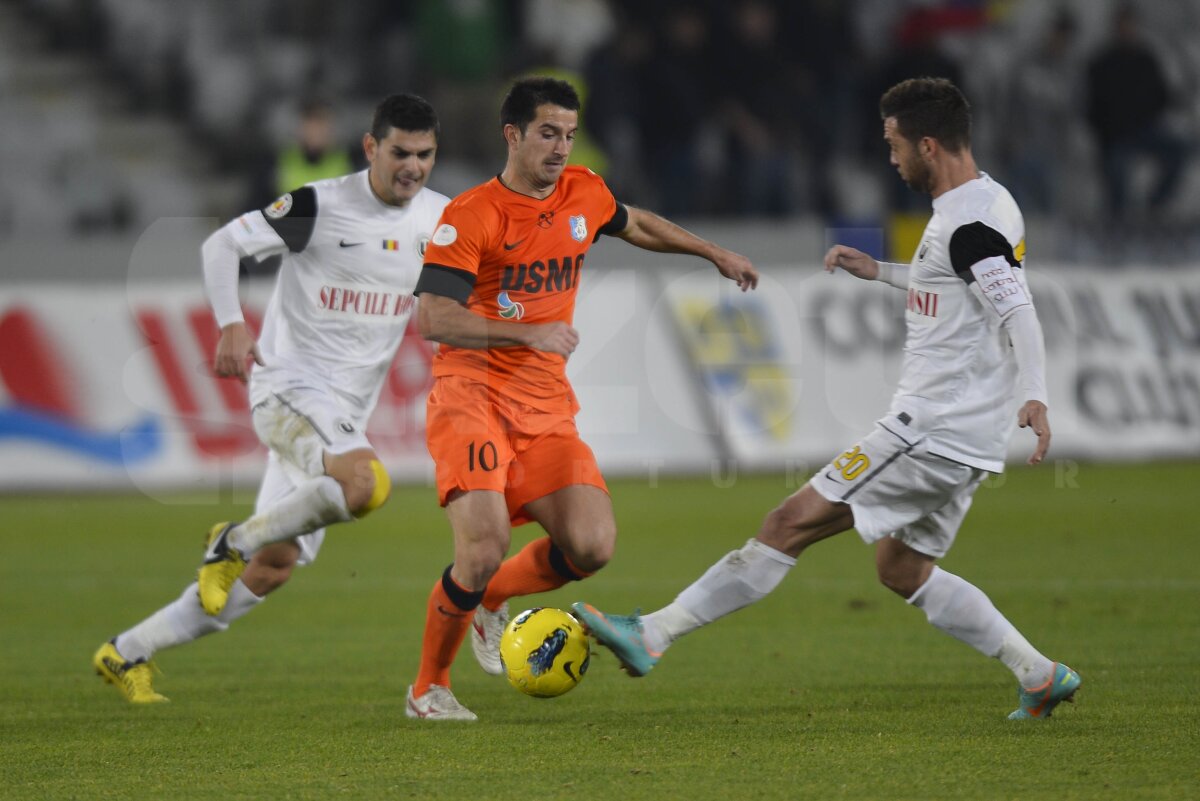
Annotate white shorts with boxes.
[810,418,988,558]
[250,387,373,566]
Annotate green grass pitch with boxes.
[2,462,1198,800]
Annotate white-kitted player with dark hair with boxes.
[94,94,450,703]
[575,77,1081,721]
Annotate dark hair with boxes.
[879,77,971,152]
[370,94,439,141]
[500,77,581,134]
[299,97,333,120]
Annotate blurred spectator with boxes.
[521,0,615,72]
[715,0,796,217]
[1085,3,1188,219]
[582,8,653,204]
[1003,9,1081,214]
[638,4,722,216]
[868,8,965,211]
[246,98,353,210]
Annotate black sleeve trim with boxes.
[415,264,477,304]
[948,221,1020,284]
[595,202,629,241]
[262,186,318,253]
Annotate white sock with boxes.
[229,475,351,555]
[643,539,796,654]
[908,566,1053,688]
[114,580,263,662]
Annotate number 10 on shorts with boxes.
[468,440,499,472]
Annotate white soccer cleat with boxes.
[470,601,508,676]
[405,684,477,722]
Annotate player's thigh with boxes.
[523,483,616,568]
[255,450,326,566]
[444,489,513,588]
[505,417,607,527]
[426,376,515,507]
[252,387,371,480]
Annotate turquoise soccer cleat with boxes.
[570,602,660,677]
[1008,662,1081,719]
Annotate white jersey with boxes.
[889,173,1033,472]
[224,171,450,417]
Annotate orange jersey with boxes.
[416,166,625,411]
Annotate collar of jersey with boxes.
[932,171,989,212]
[494,174,559,204]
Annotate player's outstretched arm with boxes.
[823,245,879,280]
[418,294,579,356]
[616,207,758,292]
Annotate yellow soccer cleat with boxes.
[93,641,168,703]
[197,522,247,616]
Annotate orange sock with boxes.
[413,567,482,698]
[481,537,592,611]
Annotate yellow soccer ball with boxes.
[499,607,590,698]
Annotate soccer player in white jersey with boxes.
[93,94,450,703]
[574,78,1081,720]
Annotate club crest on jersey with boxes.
[569,215,588,243]
[918,241,929,261]
[266,193,293,219]
[497,291,525,320]
[416,235,430,258]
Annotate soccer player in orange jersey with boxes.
[404,77,758,720]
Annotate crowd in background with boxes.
[6,0,1200,257]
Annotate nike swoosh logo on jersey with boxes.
[503,239,525,250]
[339,240,363,248]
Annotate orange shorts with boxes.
[425,374,608,526]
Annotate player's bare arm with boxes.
[213,322,265,383]
[616,206,759,291]
[823,245,881,281]
[1017,400,1051,466]
[418,294,579,356]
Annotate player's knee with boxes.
[461,550,506,589]
[759,504,805,550]
[245,545,299,595]
[345,459,391,518]
[563,521,615,573]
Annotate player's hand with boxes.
[824,245,879,281]
[213,321,264,383]
[714,250,758,292]
[525,322,580,357]
[1018,400,1051,465]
